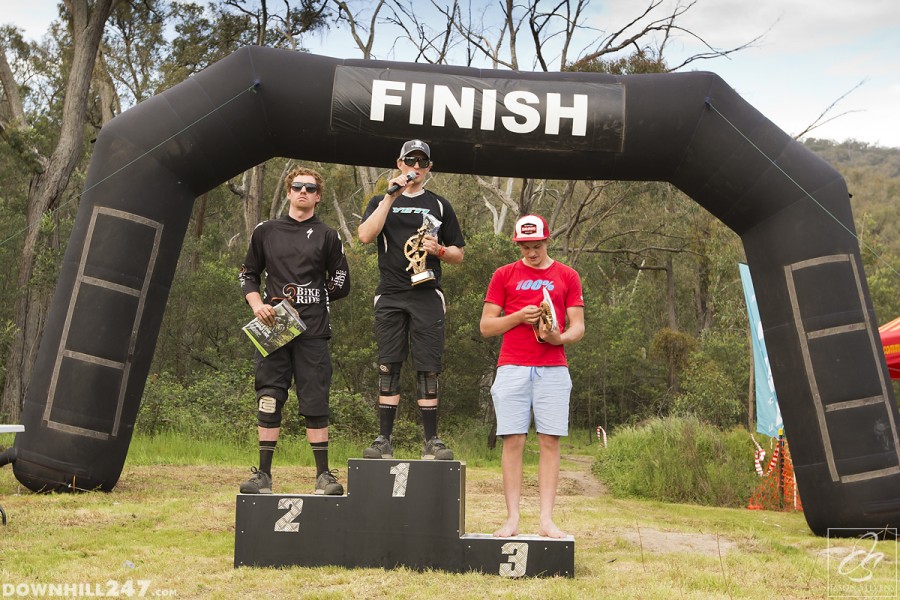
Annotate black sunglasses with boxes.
[290,182,319,193]
[402,156,432,168]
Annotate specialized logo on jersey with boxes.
[283,282,321,304]
[515,279,554,291]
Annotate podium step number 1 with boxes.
[235,458,574,577]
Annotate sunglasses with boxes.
[290,182,319,193]
[402,156,432,168]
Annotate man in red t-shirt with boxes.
[480,214,585,538]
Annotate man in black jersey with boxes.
[358,140,465,460]
[238,167,350,495]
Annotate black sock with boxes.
[259,440,276,475]
[420,405,438,441]
[311,441,329,476]
[378,403,398,438]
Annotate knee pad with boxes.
[257,394,284,428]
[378,362,402,396]
[416,371,439,400]
[305,414,329,429]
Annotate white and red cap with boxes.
[512,214,550,242]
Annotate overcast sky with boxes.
[2,0,899,148]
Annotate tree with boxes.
[331,0,393,216]
[98,0,167,110]
[0,0,121,421]
[216,0,330,243]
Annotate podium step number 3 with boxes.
[235,458,574,577]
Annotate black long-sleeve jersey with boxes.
[361,189,465,295]
[239,214,350,339]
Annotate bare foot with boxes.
[493,519,519,538]
[538,520,566,538]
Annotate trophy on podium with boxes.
[404,214,442,286]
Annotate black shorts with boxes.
[374,288,446,372]
[254,336,332,417]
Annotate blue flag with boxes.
[739,263,783,437]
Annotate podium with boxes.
[234,458,574,577]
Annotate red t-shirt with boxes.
[484,259,584,367]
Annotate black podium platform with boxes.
[234,458,574,577]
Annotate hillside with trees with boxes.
[804,139,900,323]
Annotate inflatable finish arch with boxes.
[4,46,899,536]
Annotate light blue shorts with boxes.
[491,365,572,437]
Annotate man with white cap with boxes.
[358,139,466,461]
[480,214,585,538]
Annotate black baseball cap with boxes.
[399,139,431,159]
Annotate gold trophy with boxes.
[533,286,558,343]
[404,214,441,286]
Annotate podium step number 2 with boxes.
[235,458,574,577]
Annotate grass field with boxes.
[1,432,897,599]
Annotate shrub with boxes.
[592,416,758,507]
[673,355,744,428]
[137,372,385,445]
[329,390,377,440]
[136,370,256,442]
[136,372,191,435]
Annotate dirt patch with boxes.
[555,456,731,555]
[117,465,319,496]
[559,468,606,497]
[614,526,738,556]
[560,454,607,497]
